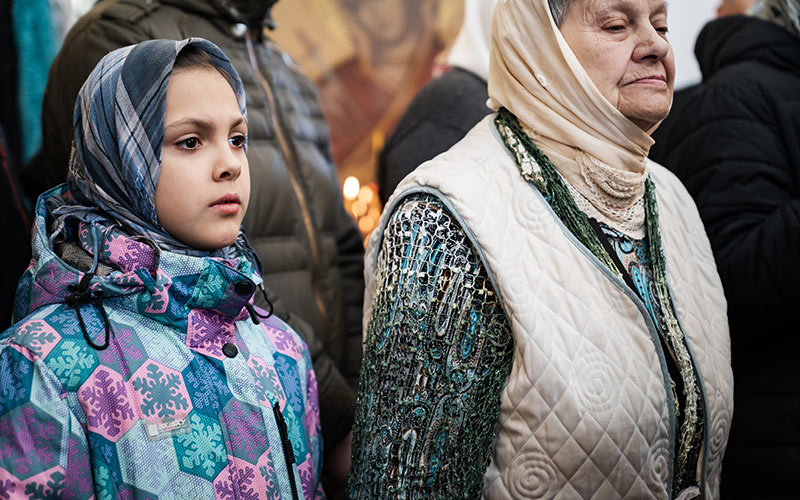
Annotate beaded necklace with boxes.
[495,108,704,495]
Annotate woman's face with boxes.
[155,67,250,251]
[559,0,674,130]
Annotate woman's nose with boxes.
[215,144,242,181]
[633,26,670,62]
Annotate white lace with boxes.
[566,180,646,240]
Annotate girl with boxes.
[0,38,323,499]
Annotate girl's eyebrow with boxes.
[164,118,214,133]
[164,116,245,133]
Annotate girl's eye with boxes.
[178,137,199,150]
[229,135,246,148]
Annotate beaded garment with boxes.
[349,195,514,498]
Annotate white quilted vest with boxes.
[365,116,733,499]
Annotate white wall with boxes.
[669,0,719,89]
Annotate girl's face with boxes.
[155,67,250,251]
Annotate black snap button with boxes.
[234,281,255,296]
[222,342,238,358]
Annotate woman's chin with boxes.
[628,117,661,131]
[621,103,671,131]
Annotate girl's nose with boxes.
[215,144,242,181]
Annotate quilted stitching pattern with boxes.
[649,164,733,499]
[366,116,732,499]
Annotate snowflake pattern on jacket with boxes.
[0,185,324,499]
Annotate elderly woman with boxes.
[348,0,734,498]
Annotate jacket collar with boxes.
[15,185,259,330]
[159,0,278,32]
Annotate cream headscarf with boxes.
[488,0,669,236]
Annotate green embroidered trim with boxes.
[495,108,704,495]
[494,108,621,275]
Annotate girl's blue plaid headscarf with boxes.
[54,38,252,260]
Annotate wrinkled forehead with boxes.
[567,0,669,21]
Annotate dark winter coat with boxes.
[650,16,800,499]
[31,0,363,450]
[377,67,491,204]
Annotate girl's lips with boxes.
[210,202,240,215]
[210,194,241,214]
[210,193,240,206]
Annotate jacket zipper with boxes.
[272,401,300,500]
[244,32,331,347]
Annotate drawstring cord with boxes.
[258,284,274,317]
[244,303,260,324]
[65,222,114,350]
[244,284,274,325]
[66,273,113,350]
[272,401,300,500]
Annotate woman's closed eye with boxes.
[603,20,628,33]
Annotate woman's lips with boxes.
[210,194,241,214]
[628,75,667,87]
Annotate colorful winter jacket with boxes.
[31,0,364,451]
[0,185,323,499]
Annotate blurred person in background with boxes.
[0,0,30,328]
[649,0,754,161]
[349,0,733,497]
[716,0,756,15]
[2,0,59,325]
[648,0,800,497]
[0,124,30,329]
[29,0,364,494]
[377,0,496,204]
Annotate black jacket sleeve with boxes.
[330,185,365,388]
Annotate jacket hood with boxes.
[696,15,800,80]
[14,185,262,335]
[160,0,278,30]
